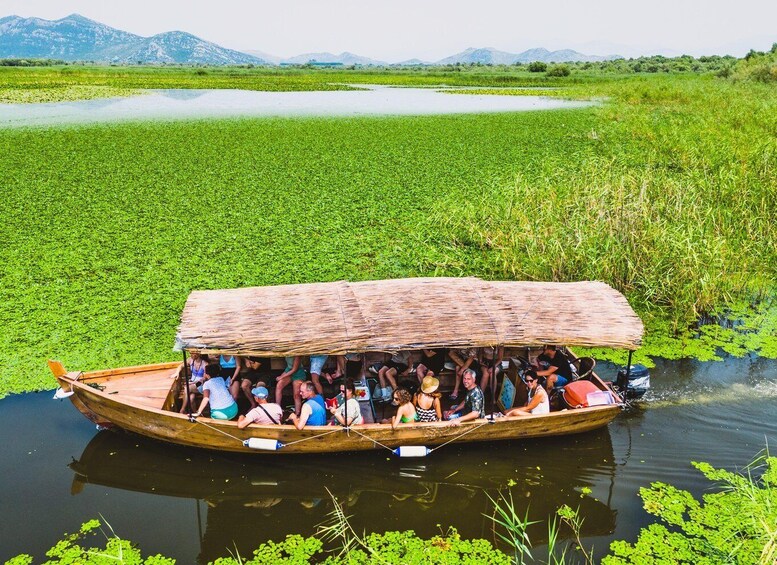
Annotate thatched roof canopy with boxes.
[175,277,643,355]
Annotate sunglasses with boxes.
[525,378,536,383]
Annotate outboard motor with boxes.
[615,364,650,400]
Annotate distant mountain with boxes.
[281,51,387,66]
[245,50,281,65]
[0,14,268,65]
[437,47,518,65]
[436,46,615,65]
[395,58,430,66]
[0,14,620,66]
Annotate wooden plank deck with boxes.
[95,367,176,411]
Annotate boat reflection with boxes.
[70,428,617,563]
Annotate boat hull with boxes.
[55,362,621,455]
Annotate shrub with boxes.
[527,61,547,72]
[546,65,571,77]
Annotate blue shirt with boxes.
[306,398,326,426]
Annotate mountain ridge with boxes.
[0,14,620,65]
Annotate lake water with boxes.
[2,355,775,563]
[0,86,591,128]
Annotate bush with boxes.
[527,61,547,72]
[546,65,571,77]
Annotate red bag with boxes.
[562,380,601,408]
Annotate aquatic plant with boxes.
[0,73,774,398]
[604,452,777,565]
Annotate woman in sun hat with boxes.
[414,374,442,422]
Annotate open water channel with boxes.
[2,356,776,563]
[0,85,591,127]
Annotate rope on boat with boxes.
[428,421,490,453]
[346,427,396,453]
[190,417,244,443]
[190,415,343,449]
[190,416,490,455]
[283,427,342,447]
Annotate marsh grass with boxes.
[436,76,776,356]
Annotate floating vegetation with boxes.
[0,73,774,397]
[0,85,144,104]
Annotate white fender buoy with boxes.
[393,446,431,458]
[243,437,284,451]
[53,388,74,400]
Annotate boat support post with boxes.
[182,349,191,418]
[625,350,633,381]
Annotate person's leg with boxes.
[229,378,241,401]
[275,375,290,405]
[377,367,389,400]
[386,368,398,390]
[451,371,462,399]
[180,383,196,413]
[292,379,303,415]
[480,365,492,395]
[545,374,558,392]
[241,379,257,409]
[311,373,324,395]
[416,363,428,382]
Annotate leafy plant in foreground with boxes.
[603,452,777,565]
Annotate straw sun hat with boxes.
[421,375,440,394]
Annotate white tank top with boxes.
[529,388,550,415]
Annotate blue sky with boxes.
[3,0,776,61]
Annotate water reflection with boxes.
[69,429,617,562]
[0,86,592,128]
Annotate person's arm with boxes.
[434,397,443,421]
[524,389,545,412]
[536,363,559,377]
[391,404,408,429]
[231,357,242,382]
[194,389,210,416]
[331,402,345,426]
[237,412,255,429]
[444,399,465,419]
[455,409,481,423]
[289,404,311,430]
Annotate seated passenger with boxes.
[447,348,480,401]
[275,356,306,415]
[175,351,207,414]
[193,363,238,420]
[218,354,242,387]
[287,381,327,429]
[234,356,266,409]
[237,386,283,427]
[414,375,443,422]
[376,351,412,401]
[443,369,485,423]
[389,388,418,429]
[415,348,447,383]
[504,370,549,416]
[536,345,574,391]
[330,378,363,426]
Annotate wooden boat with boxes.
[51,277,643,456]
